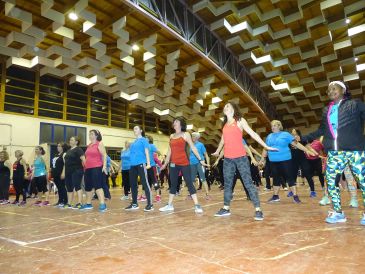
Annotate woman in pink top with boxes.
[212,102,276,220]
[81,129,107,212]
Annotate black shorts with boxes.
[84,167,103,191]
[33,176,47,193]
[65,169,84,192]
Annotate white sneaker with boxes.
[159,204,174,212]
[194,204,203,213]
[120,195,129,201]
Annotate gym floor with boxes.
[1,183,364,273]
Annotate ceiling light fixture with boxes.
[345,18,351,24]
[68,12,78,21]
[132,44,140,51]
[354,57,359,61]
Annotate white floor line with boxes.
[1,190,272,247]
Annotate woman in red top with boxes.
[159,117,207,213]
[212,102,276,220]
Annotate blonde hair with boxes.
[271,120,283,130]
[15,150,24,157]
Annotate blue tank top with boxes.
[33,157,47,177]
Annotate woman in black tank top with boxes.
[12,150,28,205]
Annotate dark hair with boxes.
[173,117,187,132]
[90,129,102,141]
[223,102,243,127]
[70,136,81,146]
[36,146,46,155]
[147,135,153,144]
[134,125,145,137]
[57,142,69,153]
[292,128,302,138]
[343,82,351,99]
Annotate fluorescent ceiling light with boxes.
[354,57,358,61]
[197,99,203,106]
[356,63,365,72]
[68,12,78,21]
[212,97,222,104]
[348,23,365,36]
[345,18,351,24]
[132,44,140,51]
[270,80,289,91]
[187,124,193,130]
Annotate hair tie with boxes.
[329,81,346,90]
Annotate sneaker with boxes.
[154,195,161,203]
[360,213,365,226]
[80,204,93,210]
[194,204,203,213]
[185,195,192,200]
[98,203,107,212]
[319,195,331,206]
[144,204,154,212]
[120,195,129,201]
[205,194,212,200]
[284,187,288,191]
[72,203,82,210]
[58,203,65,208]
[175,192,181,196]
[11,200,19,205]
[349,197,358,208]
[214,208,231,217]
[0,200,10,205]
[137,195,143,201]
[33,200,42,206]
[268,195,280,203]
[41,201,50,206]
[63,204,73,209]
[140,196,147,202]
[293,195,301,204]
[325,211,347,224]
[159,204,174,212]
[287,191,293,197]
[254,210,264,221]
[53,202,60,207]
[19,201,26,206]
[310,191,317,198]
[125,203,139,211]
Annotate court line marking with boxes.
[0,191,271,247]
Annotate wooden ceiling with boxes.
[0,0,277,145]
[189,0,365,131]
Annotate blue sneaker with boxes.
[310,191,317,198]
[360,214,365,226]
[287,191,293,197]
[80,204,93,210]
[293,195,301,204]
[98,203,107,212]
[325,211,346,224]
[268,195,280,203]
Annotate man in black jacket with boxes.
[303,81,365,225]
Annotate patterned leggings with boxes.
[326,151,365,212]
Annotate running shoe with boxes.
[72,203,82,210]
[287,191,294,197]
[268,195,280,203]
[41,201,50,206]
[125,203,139,211]
[80,204,93,210]
[254,210,264,221]
[159,204,174,212]
[325,211,346,224]
[194,204,203,213]
[0,200,10,205]
[154,195,161,203]
[120,195,129,201]
[98,203,107,212]
[293,195,301,204]
[33,200,42,206]
[140,196,147,202]
[360,213,365,226]
[10,200,19,205]
[349,197,358,208]
[57,203,65,208]
[319,195,331,206]
[144,204,154,212]
[214,208,231,217]
[63,203,73,209]
[137,195,143,201]
[19,201,26,206]
[310,191,317,198]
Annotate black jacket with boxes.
[303,98,365,152]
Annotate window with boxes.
[39,74,64,119]
[39,122,86,146]
[145,114,157,133]
[159,120,171,135]
[111,99,127,128]
[91,91,108,125]
[66,83,88,123]
[128,104,143,129]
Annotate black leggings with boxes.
[292,158,315,191]
[121,170,130,196]
[270,160,296,187]
[147,167,160,191]
[0,175,10,200]
[308,158,325,188]
[169,165,196,195]
[54,176,67,204]
[130,164,152,205]
[13,177,29,202]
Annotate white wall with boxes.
[0,113,170,164]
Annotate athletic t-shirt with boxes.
[148,143,158,167]
[52,153,64,178]
[121,149,131,170]
[266,131,294,162]
[64,147,84,175]
[189,141,206,165]
[33,157,47,177]
[130,137,149,166]
[329,102,340,137]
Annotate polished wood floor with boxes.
[1,181,364,273]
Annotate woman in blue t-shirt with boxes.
[119,141,131,200]
[124,126,152,212]
[260,120,316,203]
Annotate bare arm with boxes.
[98,142,108,173]
[244,145,258,165]
[145,147,151,168]
[212,136,224,156]
[212,150,224,167]
[204,151,210,166]
[239,118,269,150]
[292,141,317,156]
[20,159,28,179]
[249,145,262,158]
[184,132,206,165]
[161,144,172,170]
